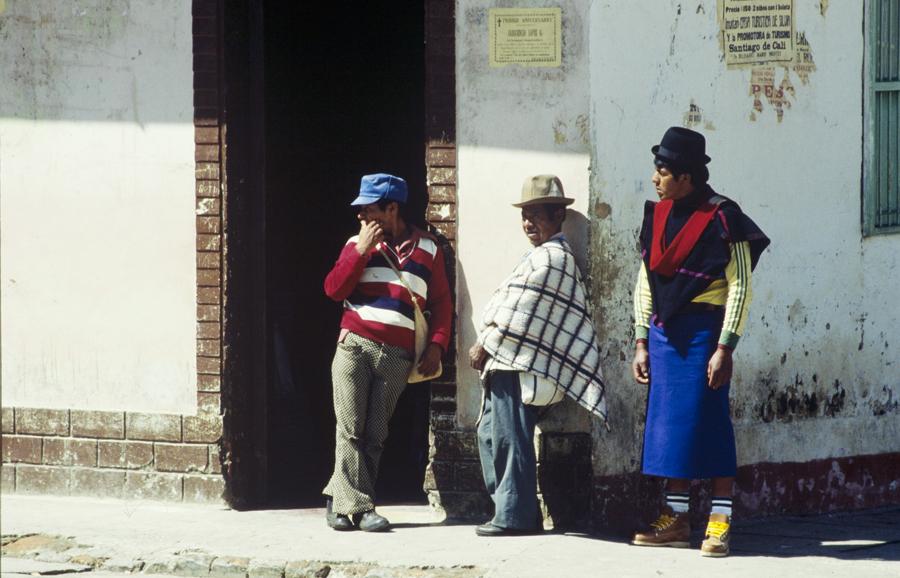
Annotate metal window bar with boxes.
[866,0,900,234]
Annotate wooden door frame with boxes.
[219,0,457,508]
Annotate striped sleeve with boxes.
[719,241,753,348]
[634,261,653,341]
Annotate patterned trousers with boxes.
[323,332,412,515]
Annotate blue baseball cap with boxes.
[350,173,408,206]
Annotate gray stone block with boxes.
[284,561,332,578]
[209,556,250,578]
[283,560,316,578]
[173,552,215,576]
[143,554,179,575]
[103,557,145,573]
[248,559,286,578]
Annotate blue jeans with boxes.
[477,370,539,529]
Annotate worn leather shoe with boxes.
[354,509,390,532]
[631,506,690,548]
[475,523,541,537]
[325,498,354,531]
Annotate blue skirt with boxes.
[641,311,736,479]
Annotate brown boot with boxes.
[700,513,731,557]
[632,506,690,548]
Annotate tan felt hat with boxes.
[513,174,574,207]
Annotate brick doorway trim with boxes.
[421,1,469,517]
[217,1,459,508]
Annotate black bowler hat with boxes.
[651,127,711,167]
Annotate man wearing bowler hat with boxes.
[631,128,769,556]
[468,175,608,537]
[322,173,452,532]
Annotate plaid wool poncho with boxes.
[477,236,608,421]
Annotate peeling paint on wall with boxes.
[749,66,793,122]
[552,114,591,147]
[792,31,816,84]
[684,100,703,127]
[746,30,814,122]
[593,202,612,219]
[575,114,589,145]
[682,100,717,130]
[553,118,568,144]
[819,0,829,17]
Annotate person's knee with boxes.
[337,426,365,447]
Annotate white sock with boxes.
[666,491,690,513]
[711,497,733,517]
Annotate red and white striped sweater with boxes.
[324,227,452,354]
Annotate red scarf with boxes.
[649,199,718,277]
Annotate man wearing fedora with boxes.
[322,173,452,532]
[468,175,608,537]
[630,128,769,556]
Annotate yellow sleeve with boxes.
[719,241,753,348]
[634,261,653,341]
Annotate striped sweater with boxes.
[324,227,452,354]
[634,241,753,348]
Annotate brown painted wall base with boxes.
[592,452,900,535]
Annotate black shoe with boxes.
[325,498,354,531]
[475,522,541,537]
[353,509,390,532]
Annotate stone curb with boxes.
[2,534,481,578]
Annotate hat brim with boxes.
[651,144,711,165]
[350,194,382,206]
[512,197,575,208]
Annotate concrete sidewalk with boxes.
[2,495,898,578]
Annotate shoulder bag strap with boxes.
[377,247,425,316]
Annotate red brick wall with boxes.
[420,0,489,518]
[0,0,225,503]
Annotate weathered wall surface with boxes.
[455,0,898,524]
[456,0,595,433]
[588,0,899,498]
[0,0,197,413]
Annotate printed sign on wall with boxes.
[489,7,562,68]
[720,0,795,68]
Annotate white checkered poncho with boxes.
[477,237,608,421]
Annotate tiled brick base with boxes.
[1,407,224,503]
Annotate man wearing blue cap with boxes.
[322,173,452,532]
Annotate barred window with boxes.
[864,0,900,235]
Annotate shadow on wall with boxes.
[562,208,591,276]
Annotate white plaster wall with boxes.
[588,0,900,475]
[456,0,596,428]
[0,0,197,414]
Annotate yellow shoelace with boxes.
[706,520,730,538]
[651,514,676,530]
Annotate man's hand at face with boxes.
[356,220,384,255]
[707,347,733,389]
[417,343,443,377]
[468,343,488,372]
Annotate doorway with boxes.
[261,2,429,506]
